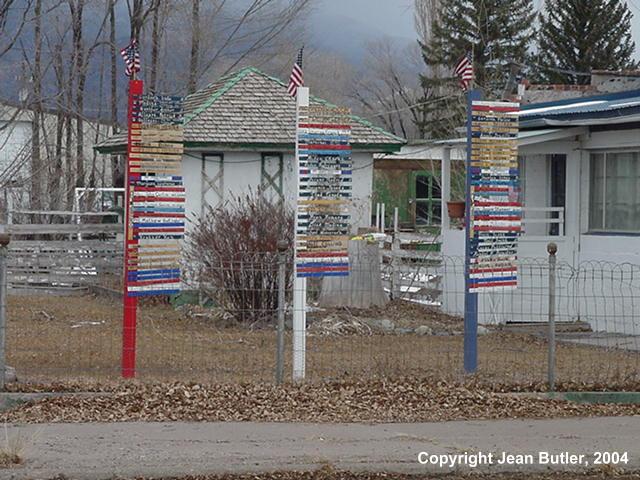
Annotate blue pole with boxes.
[464,89,481,374]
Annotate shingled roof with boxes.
[95,67,405,153]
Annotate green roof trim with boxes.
[95,140,403,156]
[183,141,402,152]
[183,66,405,145]
[183,68,255,124]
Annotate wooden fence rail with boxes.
[2,224,123,235]
[7,239,123,294]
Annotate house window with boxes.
[589,152,640,232]
[413,172,441,226]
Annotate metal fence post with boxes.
[276,240,287,384]
[0,234,9,391]
[547,242,558,392]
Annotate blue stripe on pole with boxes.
[128,270,181,280]
[299,149,351,156]
[132,222,185,227]
[133,208,185,212]
[469,276,518,284]
[299,133,350,142]
[296,271,349,278]
[128,276,180,283]
[296,262,349,268]
[128,289,180,297]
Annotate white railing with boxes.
[522,207,565,237]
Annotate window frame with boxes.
[589,150,640,234]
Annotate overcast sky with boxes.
[316,0,640,61]
[317,0,416,40]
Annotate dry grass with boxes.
[6,295,640,388]
[0,424,25,468]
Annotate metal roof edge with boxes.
[520,88,640,111]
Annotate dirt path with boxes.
[2,416,639,479]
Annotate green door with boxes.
[410,171,442,226]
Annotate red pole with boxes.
[122,78,143,378]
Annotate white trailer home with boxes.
[0,100,114,216]
[95,67,405,231]
[438,89,640,334]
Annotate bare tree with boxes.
[30,0,43,212]
[109,0,118,129]
[169,0,310,93]
[187,0,200,94]
[350,38,424,140]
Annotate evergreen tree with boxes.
[416,0,536,139]
[536,0,637,85]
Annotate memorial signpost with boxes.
[292,88,352,380]
[463,92,521,373]
[122,81,185,378]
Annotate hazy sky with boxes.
[317,0,640,60]
[317,0,416,40]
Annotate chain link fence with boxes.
[3,242,640,389]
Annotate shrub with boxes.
[184,189,294,325]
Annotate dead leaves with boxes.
[2,379,640,425]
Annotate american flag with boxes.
[454,52,474,91]
[287,47,304,97]
[120,39,141,78]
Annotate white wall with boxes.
[183,149,374,234]
[440,131,640,333]
[0,120,30,177]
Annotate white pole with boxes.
[293,86,309,382]
[381,203,386,233]
[442,147,451,231]
[375,203,380,231]
[394,207,399,234]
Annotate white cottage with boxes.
[95,67,405,230]
[438,89,640,333]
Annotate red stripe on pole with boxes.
[122,78,143,379]
[297,251,349,258]
[132,212,186,218]
[132,196,185,202]
[470,267,518,274]
[299,144,351,150]
[472,105,519,113]
[474,201,522,207]
[128,278,180,287]
[133,227,184,233]
[474,215,521,221]
[473,226,522,231]
[133,187,185,192]
[296,266,350,273]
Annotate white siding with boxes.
[0,120,31,179]
[183,149,375,234]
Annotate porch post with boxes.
[565,149,582,265]
[441,147,451,231]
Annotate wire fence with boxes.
[3,242,640,389]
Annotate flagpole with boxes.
[292,85,309,382]
[122,69,141,379]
